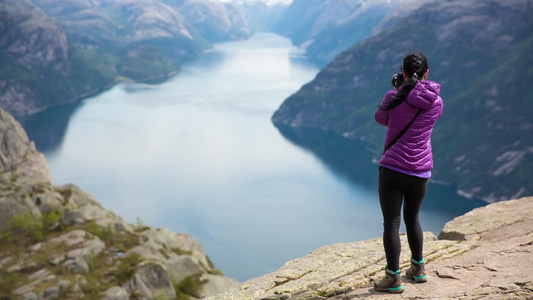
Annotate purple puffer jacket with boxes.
[375,80,443,172]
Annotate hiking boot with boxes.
[374,268,404,293]
[406,258,428,283]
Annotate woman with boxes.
[373,52,443,293]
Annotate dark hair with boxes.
[391,72,404,89]
[380,52,429,111]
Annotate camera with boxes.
[391,73,404,89]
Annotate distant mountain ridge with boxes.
[272,0,533,202]
[272,0,402,66]
[0,0,284,117]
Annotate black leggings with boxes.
[379,167,428,272]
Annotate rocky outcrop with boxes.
[0,107,238,299]
[0,107,51,182]
[209,196,533,299]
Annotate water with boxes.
[18,33,486,282]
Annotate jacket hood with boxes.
[407,80,441,109]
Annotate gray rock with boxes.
[61,209,87,226]
[146,227,211,268]
[101,286,129,300]
[202,274,240,297]
[289,292,326,300]
[22,293,38,300]
[28,268,52,280]
[0,193,41,231]
[127,237,174,263]
[58,280,71,292]
[167,255,206,284]
[40,286,60,300]
[46,230,105,274]
[439,197,533,241]
[0,256,13,268]
[0,107,52,180]
[124,262,177,300]
[58,184,133,232]
[63,257,89,274]
[30,185,63,215]
[56,184,102,208]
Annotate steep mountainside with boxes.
[272,0,533,202]
[0,0,113,117]
[169,0,252,42]
[1,0,270,117]
[272,0,401,66]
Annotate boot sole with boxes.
[406,274,428,283]
[374,285,405,293]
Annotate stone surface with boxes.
[439,196,533,241]
[101,286,129,300]
[40,286,60,300]
[58,184,133,232]
[44,230,105,274]
[203,274,241,298]
[124,262,177,300]
[167,255,206,284]
[209,197,533,300]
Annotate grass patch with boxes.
[171,248,193,256]
[0,272,25,299]
[5,211,44,244]
[114,253,144,284]
[171,274,208,299]
[78,221,140,252]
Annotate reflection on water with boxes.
[17,103,81,154]
[15,33,486,283]
[276,125,486,219]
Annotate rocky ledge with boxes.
[210,196,533,300]
[0,107,239,300]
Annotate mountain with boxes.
[0,0,114,117]
[272,0,533,202]
[272,0,401,66]
[239,1,288,32]
[168,0,252,42]
[31,0,212,77]
[0,0,274,117]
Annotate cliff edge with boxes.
[0,107,239,299]
[210,196,533,300]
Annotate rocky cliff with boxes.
[0,0,74,116]
[272,0,533,202]
[0,107,239,299]
[0,0,276,117]
[209,196,533,300]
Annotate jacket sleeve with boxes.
[436,96,443,119]
[375,91,396,126]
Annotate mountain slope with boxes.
[1,0,270,117]
[272,0,533,202]
[170,0,252,42]
[272,0,401,66]
[0,0,116,116]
